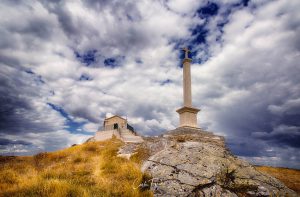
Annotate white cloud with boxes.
[83,122,100,133]
[0,130,91,155]
[166,0,203,14]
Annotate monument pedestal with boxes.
[176,106,200,128]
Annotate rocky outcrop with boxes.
[129,127,297,196]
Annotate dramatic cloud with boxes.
[0,0,299,168]
[191,0,300,169]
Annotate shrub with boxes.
[139,173,152,191]
[217,167,258,194]
[216,167,236,188]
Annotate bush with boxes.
[217,167,258,194]
[139,173,152,191]
[217,167,236,188]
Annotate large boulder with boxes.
[138,127,297,197]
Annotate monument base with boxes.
[176,106,200,128]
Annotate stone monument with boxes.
[176,47,200,128]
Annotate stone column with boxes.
[176,48,200,128]
[183,58,192,107]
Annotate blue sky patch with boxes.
[47,103,89,134]
[191,25,208,45]
[231,0,252,9]
[104,58,116,67]
[75,50,97,66]
[197,2,219,17]
[47,103,70,121]
[104,56,124,68]
[242,0,250,7]
[79,74,92,81]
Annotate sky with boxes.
[0,0,299,169]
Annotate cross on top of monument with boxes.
[182,47,191,59]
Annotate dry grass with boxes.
[0,138,152,197]
[255,165,300,195]
[130,146,151,165]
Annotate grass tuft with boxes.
[6,179,88,197]
[0,169,19,184]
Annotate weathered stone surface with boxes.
[117,142,140,159]
[189,184,238,197]
[136,127,297,196]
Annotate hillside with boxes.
[0,130,298,196]
[0,138,152,197]
[255,166,300,195]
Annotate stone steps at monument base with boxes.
[116,128,144,143]
[121,135,144,143]
[120,131,135,135]
[120,130,134,135]
[120,130,138,136]
[121,133,144,142]
[94,129,143,143]
[164,127,225,147]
